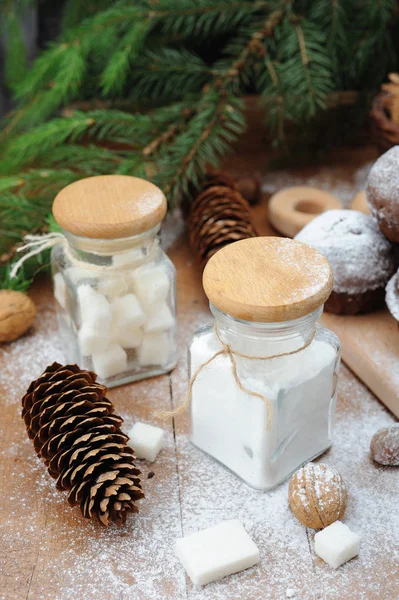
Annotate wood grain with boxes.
[53,175,167,239]
[1,145,398,600]
[202,236,332,322]
[322,309,399,419]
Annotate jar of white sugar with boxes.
[51,175,177,386]
[188,237,341,490]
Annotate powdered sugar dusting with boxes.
[386,271,399,321]
[366,146,399,222]
[273,239,332,303]
[161,208,185,251]
[1,274,399,599]
[295,210,396,294]
[290,463,344,517]
[262,163,373,209]
[371,425,399,465]
[0,302,64,405]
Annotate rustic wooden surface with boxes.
[0,145,398,600]
[322,310,399,419]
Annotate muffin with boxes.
[366,146,399,242]
[295,209,397,314]
[386,269,399,322]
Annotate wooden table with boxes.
[1,146,398,600]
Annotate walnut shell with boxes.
[288,462,347,529]
[0,290,37,342]
[370,425,399,466]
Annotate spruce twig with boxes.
[0,0,399,289]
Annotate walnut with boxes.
[288,462,347,529]
[370,425,399,466]
[0,290,37,342]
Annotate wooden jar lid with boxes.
[53,175,167,239]
[203,237,333,322]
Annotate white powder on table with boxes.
[262,161,373,208]
[1,179,398,599]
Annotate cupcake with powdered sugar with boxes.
[295,209,397,314]
[386,270,399,322]
[367,146,399,243]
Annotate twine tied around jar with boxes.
[10,231,160,279]
[159,324,317,429]
[10,233,68,279]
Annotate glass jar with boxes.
[188,237,341,490]
[51,175,177,387]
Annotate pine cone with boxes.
[22,362,144,527]
[187,171,258,268]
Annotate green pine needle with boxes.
[1,0,399,290]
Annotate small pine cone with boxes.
[187,171,257,268]
[22,362,144,527]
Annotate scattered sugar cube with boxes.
[175,519,259,586]
[92,343,127,379]
[97,274,129,299]
[314,521,360,569]
[130,264,170,306]
[112,249,144,267]
[111,294,146,329]
[113,323,143,349]
[78,325,109,356]
[64,265,95,286]
[128,422,164,462]
[77,285,112,330]
[144,302,175,333]
[138,332,170,366]
[53,273,67,308]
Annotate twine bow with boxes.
[10,233,68,279]
[10,231,160,279]
[159,324,317,429]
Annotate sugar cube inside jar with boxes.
[188,237,341,490]
[51,174,177,386]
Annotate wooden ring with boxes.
[350,190,370,215]
[268,186,342,238]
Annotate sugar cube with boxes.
[130,264,170,306]
[112,249,144,267]
[92,343,127,379]
[113,323,143,349]
[97,274,129,299]
[77,285,112,330]
[111,294,146,329]
[314,521,360,569]
[78,325,109,356]
[138,332,170,367]
[144,302,175,333]
[128,422,164,462]
[64,265,95,286]
[53,273,67,308]
[175,519,259,586]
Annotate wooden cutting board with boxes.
[321,309,399,418]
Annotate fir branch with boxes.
[2,0,266,136]
[128,49,217,102]
[100,21,151,95]
[2,8,28,92]
[0,263,32,292]
[1,0,399,290]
